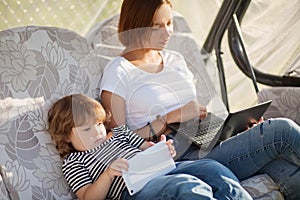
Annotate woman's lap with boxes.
[205,118,300,179]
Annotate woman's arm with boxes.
[75,158,129,200]
[166,100,207,124]
[101,91,207,141]
[101,90,126,128]
[135,100,208,140]
[101,90,167,139]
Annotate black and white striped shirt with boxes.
[62,125,145,200]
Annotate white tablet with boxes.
[122,141,176,195]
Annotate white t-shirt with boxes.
[100,50,196,130]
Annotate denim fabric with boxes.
[120,159,252,200]
[259,158,300,200]
[204,118,300,200]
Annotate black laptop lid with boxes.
[218,100,272,142]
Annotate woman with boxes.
[100,0,300,199]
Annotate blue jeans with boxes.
[202,118,300,200]
[120,159,252,200]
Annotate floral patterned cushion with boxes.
[258,87,300,125]
[241,174,284,200]
[0,26,101,199]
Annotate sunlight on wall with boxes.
[0,0,121,35]
[1,0,298,112]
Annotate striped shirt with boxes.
[62,125,145,200]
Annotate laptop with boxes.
[167,100,272,152]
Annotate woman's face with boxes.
[145,3,173,50]
[68,122,107,151]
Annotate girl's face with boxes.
[145,3,173,50]
[68,122,107,151]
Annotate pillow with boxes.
[258,87,300,125]
[241,174,284,200]
[0,26,102,199]
[0,97,75,199]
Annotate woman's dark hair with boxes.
[118,0,172,47]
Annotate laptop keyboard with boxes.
[179,113,224,146]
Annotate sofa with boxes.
[0,13,284,200]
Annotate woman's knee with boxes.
[267,118,298,130]
[264,118,300,140]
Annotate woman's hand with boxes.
[199,105,208,119]
[166,100,207,123]
[160,135,176,158]
[246,117,264,130]
[106,158,129,178]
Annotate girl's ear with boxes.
[65,130,73,143]
[65,137,71,143]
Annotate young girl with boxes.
[47,94,252,200]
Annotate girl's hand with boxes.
[160,135,176,158]
[106,158,129,178]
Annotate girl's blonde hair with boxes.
[47,94,108,158]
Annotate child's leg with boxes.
[171,159,252,200]
[120,173,215,200]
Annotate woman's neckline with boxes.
[120,50,165,74]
